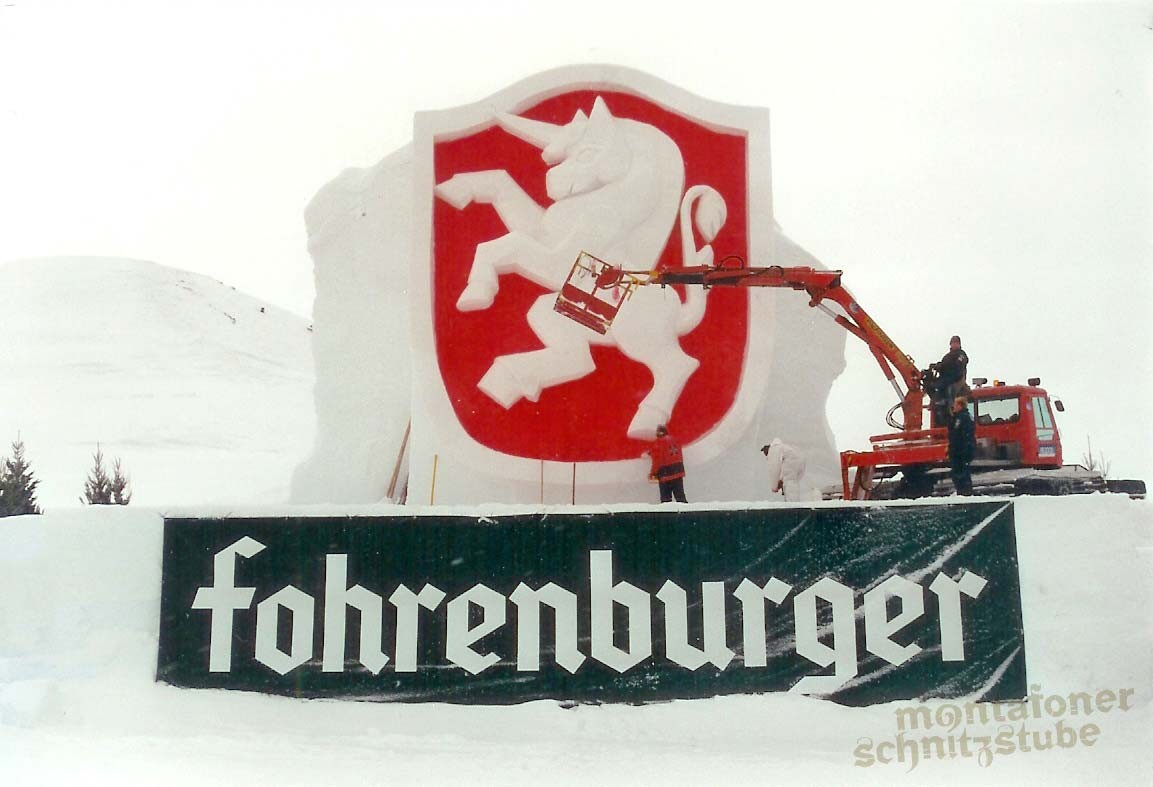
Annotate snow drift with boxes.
[1,496,1149,785]
[0,257,315,507]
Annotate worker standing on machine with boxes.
[947,396,976,495]
[645,424,688,503]
[930,335,969,427]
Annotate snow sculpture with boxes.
[292,66,845,505]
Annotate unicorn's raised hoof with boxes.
[456,279,498,311]
[434,176,473,210]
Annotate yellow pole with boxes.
[430,454,439,505]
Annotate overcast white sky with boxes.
[1,1,1150,484]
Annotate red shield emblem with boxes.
[427,89,751,463]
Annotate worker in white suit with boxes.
[761,439,820,502]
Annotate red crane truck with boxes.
[555,255,1144,500]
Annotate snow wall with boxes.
[1,496,1150,785]
[291,65,846,506]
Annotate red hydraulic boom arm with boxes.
[644,264,926,433]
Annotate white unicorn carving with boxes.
[435,96,727,440]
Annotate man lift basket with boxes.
[553,252,643,335]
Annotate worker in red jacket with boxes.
[646,424,688,503]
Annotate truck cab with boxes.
[968,381,1063,468]
[842,379,1067,498]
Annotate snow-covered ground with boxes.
[1,496,1149,786]
[0,257,315,508]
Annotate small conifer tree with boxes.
[0,438,42,516]
[83,445,113,505]
[1082,436,1111,479]
[82,446,132,505]
[111,458,132,505]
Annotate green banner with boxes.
[157,502,1026,705]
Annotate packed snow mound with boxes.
[291,151,413,504]
[0,497,1149,785]
[0,257,315,507]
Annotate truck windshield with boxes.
[1031,395,1054,429]
[974,395,1020,426]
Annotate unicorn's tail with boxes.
[675,185,728,336]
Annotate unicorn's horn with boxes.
[496,113,564,150]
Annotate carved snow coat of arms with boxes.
[412,67,779,499]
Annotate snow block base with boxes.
[157,503,1026,706]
